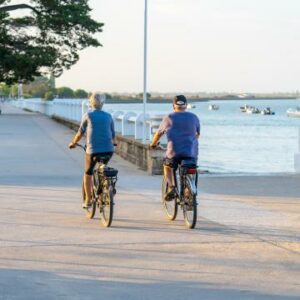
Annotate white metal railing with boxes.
[10,99,166,142]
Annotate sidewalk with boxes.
[0,103,299,299]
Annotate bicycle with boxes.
[161,158,198,229]
[76,144,118,227]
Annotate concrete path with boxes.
[0,103,299,299]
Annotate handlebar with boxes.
[71,143,117,152]
[75,143,86,151]
[150,142,166,151]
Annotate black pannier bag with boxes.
[102,167,118,177]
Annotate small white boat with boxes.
[187,103,196,109]
[261,107,275,115]
[287,107,300,118]
[240,104,250,112]
[246,106,260,114]
[208,104,219,111]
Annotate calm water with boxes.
[105,99,300,174]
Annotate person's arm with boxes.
[150,131,163,148]
[69,132,83,148]
[69,113,87,148]
[150,116,169,148]
[111,117,117,146]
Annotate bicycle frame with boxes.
[94,165,117,197]
[173,165,198,203]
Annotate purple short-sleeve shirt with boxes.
[158,111,200,159]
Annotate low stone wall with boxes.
[52,115,164,175]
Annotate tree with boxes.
[104,93,112,99]
[56,86,74,98]
[74,89,88,99]
[43,90,54,101]
[137,92,151,99]
[23,76,51,98]
[0,83,10,96]
[0,0,103,85]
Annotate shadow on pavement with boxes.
[0,269,298,300]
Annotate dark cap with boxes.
[173,95,187,106]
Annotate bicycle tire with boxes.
[162,177,178,221]
[100,184,114,227]
[182,185,197,229]
[82,180,96,219]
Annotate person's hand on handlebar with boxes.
[68,142,76,149]
[149,142,160,150]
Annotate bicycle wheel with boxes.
[82,179,96,219]
[182,185,197,229]
[162,177,178,221]
[100,183,114,227]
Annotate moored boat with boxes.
[187,103,196,109]
[246,106,260,114]
[240,104,251,112]
[261,107,275,115]
[287,107,300,118]
[208,104,219,111]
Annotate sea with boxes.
[105,99,300,174]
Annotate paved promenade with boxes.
[0,103,299,299]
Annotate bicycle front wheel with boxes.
[182,185,197,229]
[82,180,96,219]
[162,177,178,221]
[100,185,114,227]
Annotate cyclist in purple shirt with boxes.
[150,95,200,199]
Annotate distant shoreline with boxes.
[106,97,298,104]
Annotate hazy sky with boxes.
[56,0,300,93]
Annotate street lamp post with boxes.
[142,0,148,143]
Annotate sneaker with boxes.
[164,186,177,201]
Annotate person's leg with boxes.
[163,158,178,200]
[164,165,175,188]
[83,154,96,206]
[84,174,93,204]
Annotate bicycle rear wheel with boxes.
[82,180,96,219]
[182,185,197,229]
[100,184,114,227]
[162,177,178,221]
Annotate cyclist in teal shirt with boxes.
[69,93,117,208]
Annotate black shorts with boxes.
[85,152,113,175]
[163,156,197,170]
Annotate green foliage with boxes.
[43,90,54,101]
[0,0,103,85]
[10,84,18,97]
[104,93,112,99]
[56,86,74,98]
[23,76,51,98]
[0,83,10,96]
[137,92,151,99]
[74,89,88,99]
[23,93,32,99]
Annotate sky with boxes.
[56,0,300,93]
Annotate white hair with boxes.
[89,92,106,109]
